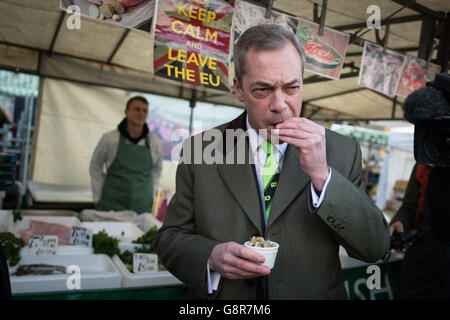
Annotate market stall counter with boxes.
[2,210,402,300]
[9,248,402,300]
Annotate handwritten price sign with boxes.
[29,236,58,256]
[70,227,93,247]
[133,253,158,273]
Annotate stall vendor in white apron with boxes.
[90,96,163,214]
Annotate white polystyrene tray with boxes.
[20,245,93,256]
[10,254,121,294]
[112,255,182,288]
[81,221,144,244]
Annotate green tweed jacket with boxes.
[155,112,390,300]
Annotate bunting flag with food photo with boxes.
[359,42,406,97]
[232,0,299,44]
[396,55,442,97]
[60,0,156,32]
[296,18,349,80]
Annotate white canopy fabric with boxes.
[30,78,128,187]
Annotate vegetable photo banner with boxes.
[153,0,234,92]
[296,18,349,80]
[359,42,406,97]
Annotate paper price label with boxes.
[70,226,93,247]
[29,235,58,256]
[133,253,158,273]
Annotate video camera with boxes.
[402,73,450,167]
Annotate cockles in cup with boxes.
[248,236,277,248]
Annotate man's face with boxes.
[125,99,148,127]
[234,41,303,142]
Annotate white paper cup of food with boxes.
[244,241,279,269]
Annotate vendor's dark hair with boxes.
[234,24,306,86]
[126,96,148,109]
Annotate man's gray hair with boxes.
[234,24,306,85]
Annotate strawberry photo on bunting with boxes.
[153,0,234,92]
[396,55,442,97]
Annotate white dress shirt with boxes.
[207,115,332,294]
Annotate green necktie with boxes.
[260,141,280,220]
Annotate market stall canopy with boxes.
[0,0,448,121]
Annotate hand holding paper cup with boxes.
[244,236,279,269]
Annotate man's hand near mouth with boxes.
[275,117,329,191]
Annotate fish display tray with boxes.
[112,255,182,288]
[10,254,121,294]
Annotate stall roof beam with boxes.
[0,40,106,68]
[303,101,359,119]
[303,71,360,84]
[334,14,422,31]
[391,96,398,119]
[346,46,418,57]
[390,0,446,21]
[48,11,66,57]
[197,92,231,102]
[314,117,405,122]
[418,14,437,60]
[303,87,367,104]
[107,29,130,64]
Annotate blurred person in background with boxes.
[90,96,162,214]
[390,163,440,299]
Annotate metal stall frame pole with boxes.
[189,89,197,136]
[18,95,34,208]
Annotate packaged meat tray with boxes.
[9,216,82,246]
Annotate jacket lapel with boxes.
[267,145,310,229]
[217,161,263,234]
[216,112,264,234]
